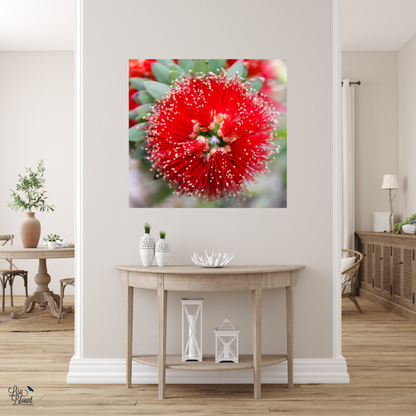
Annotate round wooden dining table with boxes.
[0,246,74,319]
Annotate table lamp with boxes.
[381,174,399,232]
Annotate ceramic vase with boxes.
[20,212,41,248]
[155,238,170,267]
[48,241,57,249]
[140,232,155,266]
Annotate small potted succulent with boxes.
[139,220,155,266]
[155,230,170,267]
[7,160,55,248]
[43,234,62,250]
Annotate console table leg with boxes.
[158,274,167,399]
[126,284,134,388]
[286,284,294,389]
[252,284,262,399]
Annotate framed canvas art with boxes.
[129,59,287,208]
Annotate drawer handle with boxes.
[400,262,404,264]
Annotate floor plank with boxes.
[0,296,415,415]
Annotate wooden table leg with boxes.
[158,274,167,399]
[286,284,294,389]
[126,284,134,388]
[252,282,262,399]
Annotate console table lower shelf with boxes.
[133,354,288,371]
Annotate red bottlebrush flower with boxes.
[227,59,286,113]
[129,59,157,79]
[145,72,279,203]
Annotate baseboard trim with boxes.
[67,356,349,384]
[359,289,416,324]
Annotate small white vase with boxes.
[140,233,155,266]
[48,241,57,250]
[155,238,170,267]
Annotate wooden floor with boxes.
[0,295,415,415]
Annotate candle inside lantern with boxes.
[188,314,196,358]
[223,340,230,359]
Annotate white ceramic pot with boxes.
[155,238,170,267]
[48,241,57,250]
[140,233,155,266]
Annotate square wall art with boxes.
[129,59,287,208]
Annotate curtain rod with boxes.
[341,80,361,87]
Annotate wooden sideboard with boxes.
[356,232,416,322]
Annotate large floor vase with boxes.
[140,233,155,266]
[155,238,170,267]
[20,212,41,248]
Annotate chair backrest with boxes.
[0,234,16,270]
[341,249,363,295]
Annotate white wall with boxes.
[398,35,416,220]
[342,52,399,232]
[0,52,75,295]
[80,0,336,361]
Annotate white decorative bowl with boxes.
[191,250,234,268]
[402,224,416,234]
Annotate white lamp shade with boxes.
[381,174,399,190]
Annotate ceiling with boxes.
[0,1,415,51]
[342,0,416,51]
[0,0,75,51]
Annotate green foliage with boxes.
[250,77,264,92]
[138,90,154,104]
[129,125,146,143]
[157,59,175,68]
[169,70,183,83]
[159,230,166,239]
[178,59,193,73]
[130,78,147,90]
[151,63,170,85]
[227,60,247,78]
[144,220,151,233]
[192,59,209,75]
[207,59,226,73]
[144,81,169,100]
[43,233,61,242]
[169,63,185,74]
[7,160,55,213]
[394,213,416,234]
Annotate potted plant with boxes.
[155,230,170,267]
[394,213,416,234]
[7,160,55,248]
[139,220,155,266]
[43,234,62,250]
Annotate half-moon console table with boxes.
[115,265,305,400]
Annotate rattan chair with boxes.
[57,277,74,324]
[0,235,28,311]
[341,249,363,313]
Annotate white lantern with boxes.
[214,315,239,363]
[181,298,203,362]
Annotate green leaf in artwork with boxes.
[129,126,146,142]
[151,62,170,85]
[169,63,185,74]
[136,104,153,118]
[157,59,175,68]
[169,71,183,83]
[192,59,209,75]
[144,81,169,100]
[138,90,154,104]
[207,59,226,72]
[227,60,245,78]
[178,59,193,73]
[250,77,264,92]
[133,143,148,160]
[130,77,147,90]
[129,109,140,121]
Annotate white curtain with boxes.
[342,79,355,250]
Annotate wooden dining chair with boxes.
[0,235,28,312]
[57,278,74,324]
[341,249,364,313]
